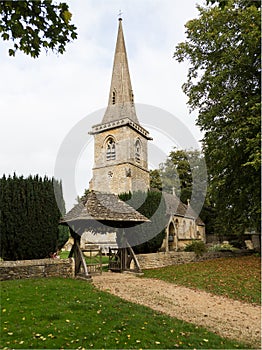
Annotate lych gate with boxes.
[108,237,141,273]
[82,248,103,275]
[60,191,149,278]
[68,235,103,277]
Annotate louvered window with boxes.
[135,140,141,163]
[106,138,116,160]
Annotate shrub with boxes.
[184,241,207,256]
[208,243,238,252]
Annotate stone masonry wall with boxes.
[0,258,75,281]
[90,125,150,194]
[137,252,195,269]
[136,250,252,270]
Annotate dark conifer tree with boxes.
[0,174,67,260]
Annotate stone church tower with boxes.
[89,18,152,195]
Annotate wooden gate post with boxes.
[117,229,142,273]
[68,227,89,277]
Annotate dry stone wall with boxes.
[0,258,74,281]
[136,251,253,270]
[137,252,196,269]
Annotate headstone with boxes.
[245,240,254,250]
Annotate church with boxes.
[65,18,205,254]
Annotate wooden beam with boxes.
[75,240,89,276]
[126,241,142,272]
[69,227,89,277]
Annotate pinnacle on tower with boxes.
[102,18,139,124]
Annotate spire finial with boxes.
[118,9,123,21]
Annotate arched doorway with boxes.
[168,221,177,251]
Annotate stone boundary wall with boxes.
[0,258,75,281]
[137,250,253,270]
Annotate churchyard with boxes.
[143,255,261,305]
[1,255,260,349]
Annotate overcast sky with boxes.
[0,0,205,210]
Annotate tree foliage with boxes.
[119,191,168,254]
[159,148,196,203]
[149,169,162,191]
[53,178,70,250]
[207,0,261,8]
[0,174,67,260]
[150,148,216,234]
[174,0,261,234]
[156,148,207,212]
[0,0,77,57]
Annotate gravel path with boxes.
[93,272,261,348]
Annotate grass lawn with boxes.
[142,255,261,305]
[0,278,250,349]
[60,251,109,264]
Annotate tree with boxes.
[53,178,69,250]
[174,0,261,235]
[0,1,77,57]
[160,148,193,202]
[151,148,215,234]
[157,148,207,209]
[207,0,260,8]
[119,191,168,254]
[0,174,66,260]
[149,169,162,191]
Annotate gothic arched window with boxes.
[106,138,116,160]
[182,220,186,238]
[135,139,141,163]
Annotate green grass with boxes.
[0,278,250,349]
[142,256,261,305]
[59,251,70,259]
[60,251,109,264]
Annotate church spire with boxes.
[102,18,139,124]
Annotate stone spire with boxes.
[102,18,139,124]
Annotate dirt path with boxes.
[93,272,261,348]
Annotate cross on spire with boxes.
[118,9,123,20]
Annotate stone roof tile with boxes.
[61,191,149,224]
[162,191,205,226]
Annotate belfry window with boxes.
[112,91,116,105]
[106,138,116,160]
[135,139,141,163]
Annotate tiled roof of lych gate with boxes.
[60,191,149,224]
